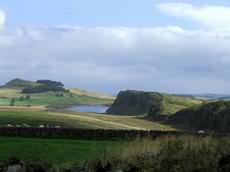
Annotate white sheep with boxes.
[197,130,205,134]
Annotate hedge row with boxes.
[0,128,187,139]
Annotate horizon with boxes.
[3,77,230,96]
[1,1,230,94]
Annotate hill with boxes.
[169,100,230,132]
[106,90,201,118]
[3,78,40,88]
[0,79,114,107]
[175,93,230,100]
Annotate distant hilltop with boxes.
[3,78,40,88]
[3,78,65,93]
[1,78,115,100]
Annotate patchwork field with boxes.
[0,88,113,107]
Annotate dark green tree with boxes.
[10,98,15,106]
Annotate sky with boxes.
[1,0,230,94]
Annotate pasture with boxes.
[0,108,176,130]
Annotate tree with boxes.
[10,98,15,106]
[25,95,31,100]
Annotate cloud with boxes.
[0,10,5,27]
[157,3,230,29]
[1,25,230,94]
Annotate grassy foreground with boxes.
[88,135,230,172]
[0,137,127,168]
[0,135,230,172]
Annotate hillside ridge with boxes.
[169,100,230,132]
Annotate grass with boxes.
[84,113,176,130]
[0,88,22,98]
[0,109,176,130]
[0,137,128,168]
[69,88,115,100]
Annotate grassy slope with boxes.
[0,137,127,167]
[160,94,202,116]
[0,88,113,107]
[69,88,115,100]
[0,108,176,130]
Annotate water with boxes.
[68,105,109,113]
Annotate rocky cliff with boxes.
[106,90,201,117]
[106,90,163,115]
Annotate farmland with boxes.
[0,88,113,107]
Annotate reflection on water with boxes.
[68,105,109,113]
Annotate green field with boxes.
[0,137,127,167]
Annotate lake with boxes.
[68,105,109,113]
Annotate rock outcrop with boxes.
[106,90,163,115]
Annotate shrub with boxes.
[88,136,230,172]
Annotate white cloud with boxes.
[0,10,5,27]
[0,3,230,94]
[0,26,230,94]
[157,3,230,29]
